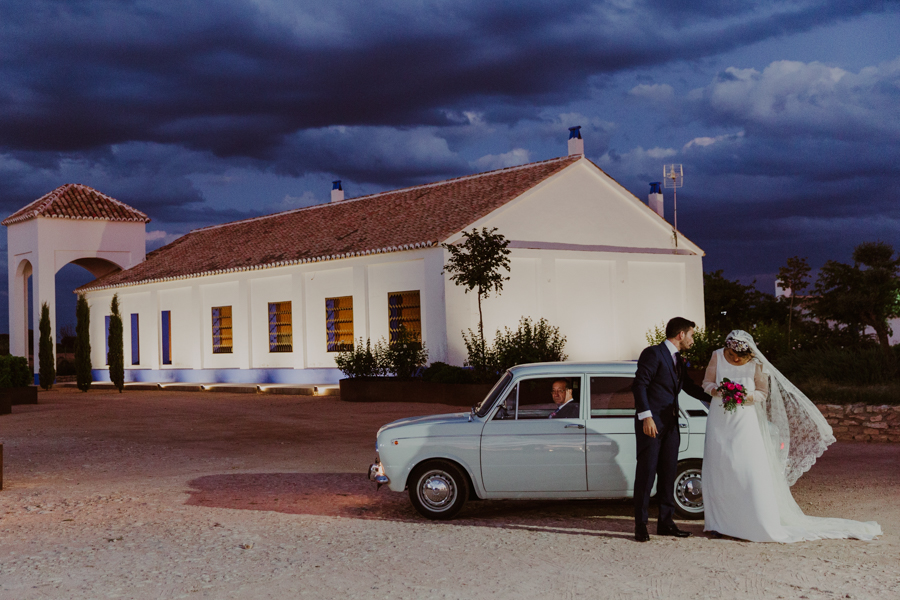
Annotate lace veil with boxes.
[726,330,836,486]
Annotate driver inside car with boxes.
[548,378,579,418]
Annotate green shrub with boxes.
[492,317,567,371]
[38,302,55,390]
[0,355,32,388]
[773,347,898,386]
[57,358,77,377]
[334,338,388,378]
[463,317,567,381]
[422,362,476,384]
[799,381,900,406]
[383,329,428,378]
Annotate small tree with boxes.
[108,294,125,392]
[777,256,811,350]
[812,242,900,356]
[75,294,92,392]
[38,302,55,389]
[442,228,511,373]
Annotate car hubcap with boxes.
[675,468,703,512]
[419,470,456,511]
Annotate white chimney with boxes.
[331,180,344,203]
[648,182,664,218]
[567,126,584,156]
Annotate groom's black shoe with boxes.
[635,523,650,542]
[657,523,692,538]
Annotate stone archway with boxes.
[3,184,150,378]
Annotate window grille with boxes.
[388,290,421,344]
[325,296,353,352]
[212,306,233,354]
[161,311,172,365]
[268,301,293,352]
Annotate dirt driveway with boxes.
[0,388,897,599]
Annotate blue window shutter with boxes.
[131,314,140,365]
[105,316,110,366]
[161,311,171,365]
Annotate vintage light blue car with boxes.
[368,362,708,520]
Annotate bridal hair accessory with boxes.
[716,378,747,413]
[726,330,835,485]
[725,337,751,353]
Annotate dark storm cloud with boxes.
[0,0,889,159]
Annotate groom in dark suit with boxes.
[633,317,711,542]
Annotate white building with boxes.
[6,135,706,384]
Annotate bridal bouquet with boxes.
[717,378,747,413]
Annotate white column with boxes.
[32,249,57,377]
[193,283,204,369]
[293,271,307,369]
[238,277,253,369]
[612,259,629,359]
[423,249,448,363]
[352,264,369,342]
[539,256,557,324]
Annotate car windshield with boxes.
[474,371,512,418]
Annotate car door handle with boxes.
[565,424,585,429]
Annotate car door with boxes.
[480,375,587,493]
[586,376,691,494]
[585,375,637,494]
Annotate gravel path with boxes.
[0,388,897,599]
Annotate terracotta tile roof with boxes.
[79,155,580,291]
[2,184,151,226]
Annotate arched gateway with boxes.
[3,184,149,378]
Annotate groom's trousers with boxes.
[633,410,680,526]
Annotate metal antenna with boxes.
[663,164,683,248]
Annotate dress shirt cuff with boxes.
[637,410,653,420]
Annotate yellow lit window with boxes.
[326,296,353,352]
[212,306,233,354]
[268,301,293,353]
[388,290,421,344]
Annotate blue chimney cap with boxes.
[568,126,582,140]
[649,182,662,194]
[332,180,342,190]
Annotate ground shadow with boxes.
[185,472,694,539]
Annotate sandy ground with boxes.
[0,388,897,600]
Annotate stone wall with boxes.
[816,404,900,443]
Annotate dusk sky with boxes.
[2,1,899,333]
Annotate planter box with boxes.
[0,386,37,414]
[340,378,494,406]
[8,386,38,405]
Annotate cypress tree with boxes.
[38,301,55,390]
[75,294,92,392]
[108,294,125,392]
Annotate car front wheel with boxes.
[673,459,704,520]
[408,460,469,520]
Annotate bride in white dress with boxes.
[701,330,882,543]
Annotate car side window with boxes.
[589,377,635,418]
[494,377,581,420]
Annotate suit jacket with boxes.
[633,342,710,418]
[549,400,580,419]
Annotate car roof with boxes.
[508,361,638,376]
